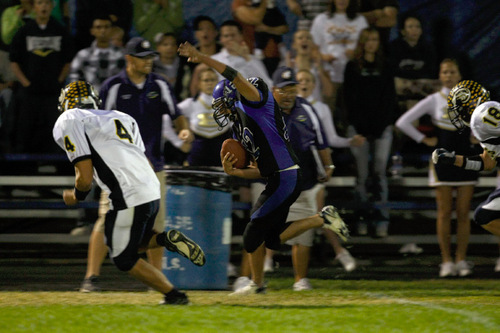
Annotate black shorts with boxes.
[243,168,302,252]
[104,200,160,260]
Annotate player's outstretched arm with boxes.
[178,42,260,102]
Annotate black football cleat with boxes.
[164,230,206,266]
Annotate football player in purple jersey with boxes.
[179,42,350,295]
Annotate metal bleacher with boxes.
[0,153,499,246]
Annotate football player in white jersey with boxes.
[432,80,500,238]
[53,81,206,304]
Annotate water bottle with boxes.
[390,154,403,179]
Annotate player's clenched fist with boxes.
[432,148,456,165]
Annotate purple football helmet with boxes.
[212,79,238,128]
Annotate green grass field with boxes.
[1,278,499,333]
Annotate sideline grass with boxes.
[1,279,499,332]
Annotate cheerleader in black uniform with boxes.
[396,59,480,278]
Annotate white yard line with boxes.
[365,292,498,329]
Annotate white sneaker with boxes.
[495,257,500,272]
[319,205,349,241]
[336,250,356,272]
[439,261,457,278]
[456,260,473,277]
[264,257,274,273]
[232,276,251,291]
[293,278,312,291]
[399,243,423,254]
[227,263,238,278]
[229,281,266,296]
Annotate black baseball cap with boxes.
[272,66,298,88]
[125,37,159,58]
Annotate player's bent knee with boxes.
[113,253,140,272]
[474,208,498,226]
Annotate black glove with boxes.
[432,148,456,165]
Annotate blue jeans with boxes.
[347,125,393,221]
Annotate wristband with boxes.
[74,187,91,201]
[221,65,238,82]
[461,155,484,171]
[324,165,335,170]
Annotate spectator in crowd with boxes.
[389,13,437,81]
[286,0,330,31]
[297,68,364,271]
[153,32,196,102]
[389,13,439,157]
[78,37,193,292]
[343,27,396,238]
[109,24,124,48]
[178,41,349,295]
[273,66,335,290]
[177,66,232,166]
[1,0,33,46]
[234,0,289,76]
[286,29,333,103]
[188,15,222,97]
[0,0,30,152]
[358,0,399,52]
[133,0,184,45]
[54,80,205,305]
[396,58,479,278]
[9,0,72,153]
[50,0,69,28]
[68,15,125,91]
[73,0,133,51]
[310,0,368,122]
[231,0,267,54]
[211,20,272,86]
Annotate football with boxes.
[220,139,248,169]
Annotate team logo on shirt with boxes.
[241,127,260,159]
[147,91,159,99]
[295,115,308,122]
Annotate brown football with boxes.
[220,138,248,169]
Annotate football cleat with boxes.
[319,205,350,241]
[164,230,206,266]
[160,289,190,305]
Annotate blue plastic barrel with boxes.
[162,167,232,290]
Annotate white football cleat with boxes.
[320,205,349,241]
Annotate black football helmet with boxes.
[447,80,490,130]
[212,79,238,128]
[58,81,101,112]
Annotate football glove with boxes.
[432,148,456,165]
